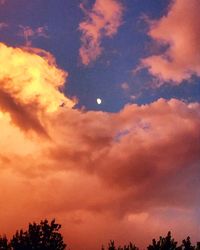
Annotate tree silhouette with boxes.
[196,242,200,250]
[10,219,66,250]
[182,237,195,250]
[102,240,138,250]
[0,219,66,250]
[148,232,177,250]
[0,236,9,250]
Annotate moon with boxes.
[96,98,102,105]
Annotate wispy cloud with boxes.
[19,26,48,46]
[79,0,124,65]
[121,82,129,91]
[0,22,8,30]
[0,0,6,5]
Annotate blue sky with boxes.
[1,0,199,112]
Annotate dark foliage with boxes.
[196,243,200,250]
[182,237,195,250]
[0,236,9,250]
[102,240,138,250]
[1,223,200,250]
[102,232,200,250]
[148,231,177,250]
[147,232,200,250]
[0,219,66,250]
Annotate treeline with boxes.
[0,219,199,250]
[103,232,200,250]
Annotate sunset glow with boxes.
[0,1,199,250]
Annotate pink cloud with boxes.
[121,82,129,91]
[79,0,124,65]
[141,0,200,84]
[19,26,48,46]
[0,0,6,5]
[0,22,8,29]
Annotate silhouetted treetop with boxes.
[148,232,177,250]
[0,219,66,250]
[0,236,9,250]
[102,240,138,250]
[182,237,195,250]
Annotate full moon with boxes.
[96,98,102,105]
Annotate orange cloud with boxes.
[0,43,74,135]
[0,42,200,249]
[1,98,200,249]
[79,0,124,65]
[141,0,200,84]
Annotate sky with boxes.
[0,0,200,249]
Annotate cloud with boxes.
[0,0,6,5]
[48,99,200,207]
[0,42,200,249]
[141,0,200,84]
[0,43,74,135]
[121,82,129,91]
[1,97,200,248]
[19,26,49,46]
[79,0,124,65]
[0,22,8,30]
